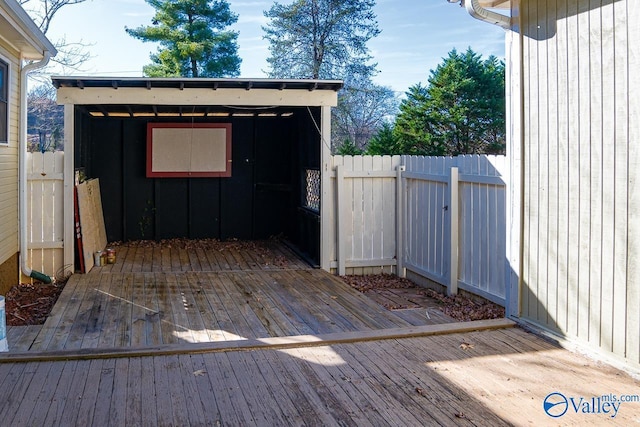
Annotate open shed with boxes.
[53,77,342,268]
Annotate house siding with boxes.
[0,44,20,287]
[516,0,639,369]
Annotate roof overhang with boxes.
[53,77,343,108]
[0,0,57,60]
[478,0,510,8]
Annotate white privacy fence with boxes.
[27,151,508,305]
[330,154,508,305]
[26,151,66,279]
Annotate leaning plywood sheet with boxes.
[76,179,107,272]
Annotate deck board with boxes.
[74,358,103,426]
[151,356,174,426]
[85,359,115,425]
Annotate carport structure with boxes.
[53,77,343,269]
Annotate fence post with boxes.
[396,165,405,278]
[335,164,346,276]
[449,167,459,296]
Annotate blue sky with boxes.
[44,0,506,95]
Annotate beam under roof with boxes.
[52,77,343,107]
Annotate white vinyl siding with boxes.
[0,48,20,267]
[517,0,639,369]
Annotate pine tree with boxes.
[394,48,505,155]
[365,122,398,155]
[126,0,241,77]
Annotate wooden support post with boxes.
[319,106,332,272]
[336,164,346,276]
[396,165,405,278]
[449,167,459,296]
[63,104,75,273]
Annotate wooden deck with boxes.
[7,241,454,353]
[3,242,637,425]
[0,327,638,426]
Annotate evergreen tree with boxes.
[365,122,398,155]
[126,0,241,77]
[335,139,364,155]
[394,48,505,156]
[263,0,380,80]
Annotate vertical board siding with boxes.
[27,152,65,278]
[520,0,639,368]
[625,0,640,367]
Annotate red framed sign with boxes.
[146,123,232,178]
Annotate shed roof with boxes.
[0,0,57,59]
[52,77,343,92]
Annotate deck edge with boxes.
[0,318,515,363]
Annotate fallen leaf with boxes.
[193,369,207,377]
[459,342,474,350]
[455,412,465,418]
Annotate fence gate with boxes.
[26,151,65,279]
[402,155,507,305]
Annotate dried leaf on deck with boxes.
[459,342,475,350]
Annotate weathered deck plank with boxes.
[6,325,41,352]
[7,360,51,426]
[108,358,129,426]
[143,272,162,346]
[74,358,103,426]
[86,359,115,425]
[155,272,179,345]
[205,351,256,425]
[96,274,125,348]
[151,356,174,426]
[115,273,134,347]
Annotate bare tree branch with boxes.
[19,0,88,33]
[19,0,93,72]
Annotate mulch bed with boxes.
[5,280,67,326]
[341,273,505,321]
